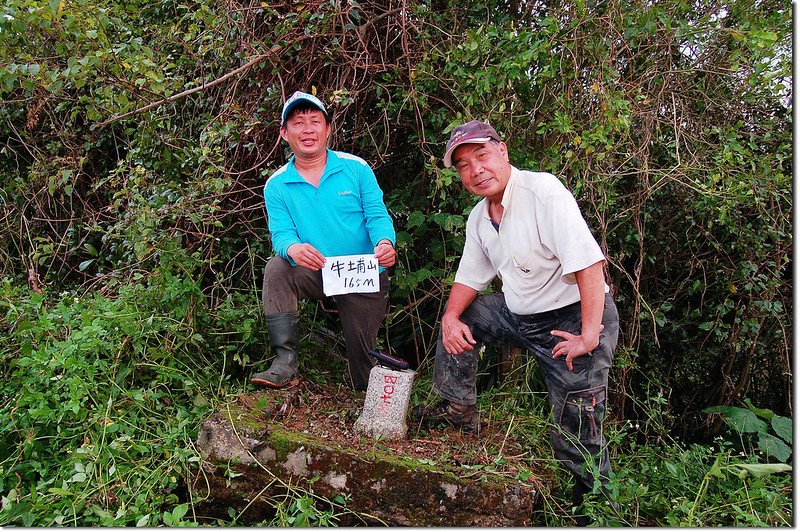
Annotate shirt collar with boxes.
[284,148,340,182]
[500,165,520,211]
[478,165,519,221]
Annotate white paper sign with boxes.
[322,254,380,296]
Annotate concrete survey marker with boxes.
[192,383,545,526]
[354,366,415,440]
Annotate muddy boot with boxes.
[410,399,481,434]
[250,312,300,389]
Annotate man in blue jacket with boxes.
[251,91,397,391]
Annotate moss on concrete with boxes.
[195,388,544,526]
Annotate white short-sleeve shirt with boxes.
[454,166,608,315]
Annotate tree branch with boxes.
[92,40,300,129]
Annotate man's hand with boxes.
[287,243,326,271]
[551,324,604,371]
[553,260,607,371]
[441,314,476,355]
[374,240,396,267]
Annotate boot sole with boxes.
[250,376,300,389]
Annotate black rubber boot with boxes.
[250,312,300,389]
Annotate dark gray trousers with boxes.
[262,256,390,389]
[432,293,619,490]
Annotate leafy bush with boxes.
[0,262,249,525]
[539,394,792,526]
[2,0,791,425]
[705,399,793,464]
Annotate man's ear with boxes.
[498,141,510,160]
[279,126,288,142]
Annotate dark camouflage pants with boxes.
[432,293,619,490]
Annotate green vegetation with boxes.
[1,0,791,526]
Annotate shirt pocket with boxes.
[511,252,541,282]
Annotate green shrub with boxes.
[0,269,231,526]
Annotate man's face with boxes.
[280,109,330,159]
[452,141,511,201]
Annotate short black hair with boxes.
[285,101,330,124]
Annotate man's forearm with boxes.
[443,282,479,321]
[574,261,606,348]
[440,282,480,355]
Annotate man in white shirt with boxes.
[411,120,620,524]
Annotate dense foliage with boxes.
[1,0,791,526]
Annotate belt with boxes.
[517,300,582,322]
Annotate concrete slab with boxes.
[192,386,543,526]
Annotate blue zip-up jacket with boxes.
[264,149,396,266]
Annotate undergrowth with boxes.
[411,349,792,527]
[1,275,792,526]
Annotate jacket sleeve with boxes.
[264,179,300,264]
[358,164,396,246]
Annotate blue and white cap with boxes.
[281,91,327,124]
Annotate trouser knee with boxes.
[262,256,323,315]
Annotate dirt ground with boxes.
[235,378,545,484]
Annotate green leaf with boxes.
[707,454,724,479]
[743,398,774,421]
[407,210,425,228]
[47,487,74,496]
[749,30,778,48]
[171,503,188,521]
[704,406,768,435]
[757,432,792,462]
[729,463,792,479]
[771,415,792,444]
